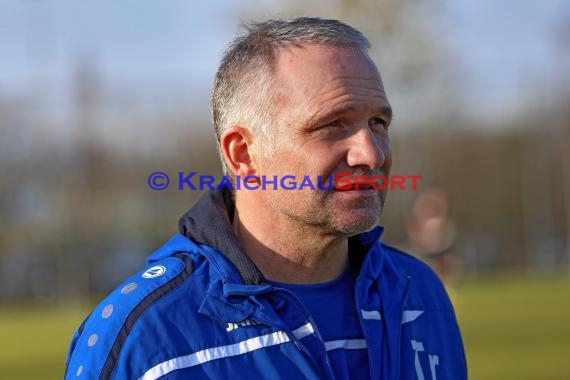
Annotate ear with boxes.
[220,126,258,178]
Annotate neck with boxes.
[232,195,348,284]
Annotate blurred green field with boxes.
[1,273,569,380]
[455,273,570,380]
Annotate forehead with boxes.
[273,44,387,120]
[275,43,380,77]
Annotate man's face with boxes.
[253,44,392,236]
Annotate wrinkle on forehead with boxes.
[305,76,386,106]
[306,97,391,129]
[307,75,385,100]
[273,44,388,126]
[303,75,389,127]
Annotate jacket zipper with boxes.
[355,279,378,380]
[272,288,337,380]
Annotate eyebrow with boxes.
[308,104,393,127]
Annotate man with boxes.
[65,17,467,379]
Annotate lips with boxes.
[333,182,374,191]
[332,171,386,191]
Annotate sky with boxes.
[0,0,235,100]
[442,0,568,118]
[0,0,568,127]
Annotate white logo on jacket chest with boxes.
[411,340,439,380]
[226,319,260,332]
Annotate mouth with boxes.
[334,184,373,191]
[331,171,387,192]
[333,184,378,196]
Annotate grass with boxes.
[0,301,89,380]
[455,273,570,380]
[1,273,569,379]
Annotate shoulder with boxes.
[380,242,436,279]
[380,242,454,311]
[65,252,196,379]
[380,243,467,376]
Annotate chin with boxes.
[332,210,380,236]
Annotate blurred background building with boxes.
[1,0,569,300]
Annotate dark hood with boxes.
[178,187,266,285]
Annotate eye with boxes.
[324,120,341,128]
[369,117,388,132]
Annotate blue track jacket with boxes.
[65,189,467,379]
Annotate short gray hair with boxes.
[211,17,371,178]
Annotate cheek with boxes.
[305,144,348,173]
[379,136,392,168]
[304,157,342,178]
[277,150,331,175]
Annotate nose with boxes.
[346,127,390,171]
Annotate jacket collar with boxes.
[178,188,266,285]
[178,188,384,285]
